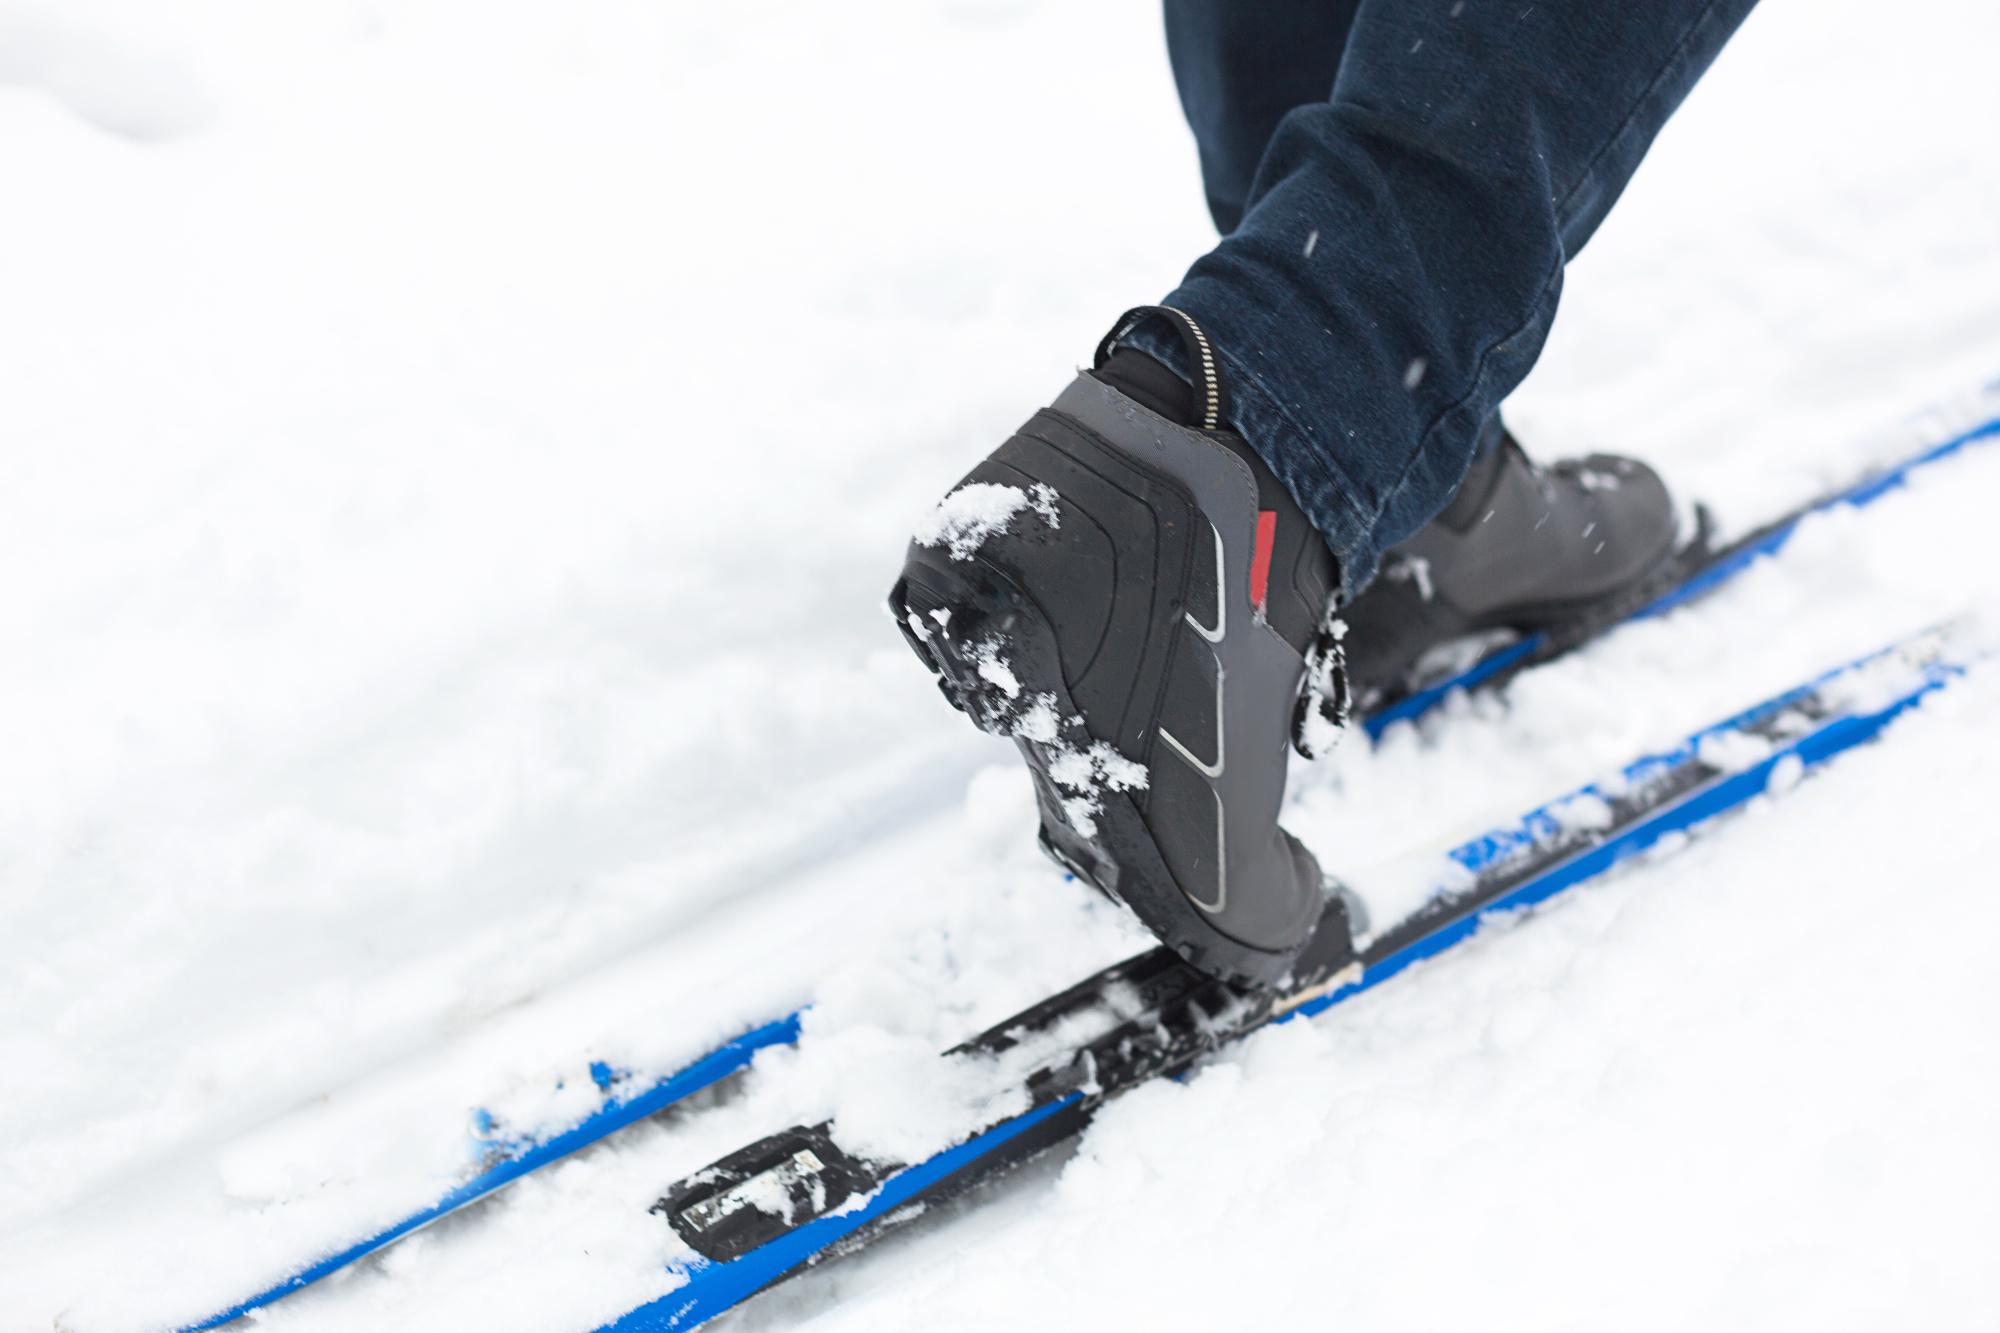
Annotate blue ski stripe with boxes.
[178,1013,803,1332]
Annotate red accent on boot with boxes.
[1250,510,1277,618]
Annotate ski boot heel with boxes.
[887,311,1346,990]
[889,557,1048,739]
[890,544,1144,906]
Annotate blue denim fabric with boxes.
[1124,0,1758,597]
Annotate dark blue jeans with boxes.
[1120,0,1758,596]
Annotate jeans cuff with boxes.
[1116,320,1380,601]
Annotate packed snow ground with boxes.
[1,0,1998,1330]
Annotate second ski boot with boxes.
[889,308,1353,989]
[1342,425,1691,710]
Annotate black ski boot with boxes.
[1342,425,1688,711]
[889,308,1352,989]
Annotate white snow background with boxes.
[1,0,1998,1330]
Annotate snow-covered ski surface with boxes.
[3,2,2000,1332]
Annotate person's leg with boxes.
[1162,0,1361,235]
[1124,0,1759,599]
[892,0,1759,988]
[1162,0,1508,498]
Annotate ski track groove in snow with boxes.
[2,0,1999,1329]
